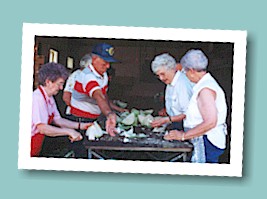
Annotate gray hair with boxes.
[38,62,69,86]
[180,49,208,71]
[151,53,177,74]
[79,54,92,68]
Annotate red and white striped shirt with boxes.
[70,64,108,118]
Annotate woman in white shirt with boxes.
[150,53,193,131]
[164,49,227,163]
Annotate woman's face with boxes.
[183,68,198,83]
[45,77,65,96]
[155,67,176,85]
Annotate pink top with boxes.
[31,86,61,137]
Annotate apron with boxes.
[31,86,54,157]
[184,127,206,163]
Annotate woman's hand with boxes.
[151,117,169,127]
[67,129,83,142]
[164,130,184,141]
[158,108,167,116]
[80,122,93,130]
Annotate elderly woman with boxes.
[31,62,92,157]
[150,53,193,131]
[164,49,227,163]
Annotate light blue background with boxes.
[0,0,264,198]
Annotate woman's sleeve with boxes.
[178,79,193,113]
[32,93,48,135]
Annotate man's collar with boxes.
[88,63,103,79]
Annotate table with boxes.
[83,130,193,162]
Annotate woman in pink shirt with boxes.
[31,62,92,157]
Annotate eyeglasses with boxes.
[56,82,64,87]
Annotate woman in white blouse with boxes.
[150,53,193,131]
[164,49,227,163]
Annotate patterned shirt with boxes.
[70,64,108,118]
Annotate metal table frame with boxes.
[86,144,192,162]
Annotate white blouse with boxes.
[165,71,193,116]
[184,73,227,149]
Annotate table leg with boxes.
[183,153,187,162]
[87,149,105,159]
[88,149,92,159]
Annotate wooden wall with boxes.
[35,36,233,111]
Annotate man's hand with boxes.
[106,112,117,136]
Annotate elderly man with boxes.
[69,43,119,158]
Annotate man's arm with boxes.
[109,101,129,113]
[92,90,112,116]
[62,91,72,106]
[92,90,117,136]
[62,70,78,106]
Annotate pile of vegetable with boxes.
[117,108,155,129]
[113,100,128,109]
[86,107,165,140]
[86,121,107,140]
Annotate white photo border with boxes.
[18,23,246,177]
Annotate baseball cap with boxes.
[92,43,118,63]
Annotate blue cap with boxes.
[92,43,118,62]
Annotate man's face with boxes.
[92,55,110,76]
[155,68,176,85]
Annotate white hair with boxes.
[151,53,177,74]
[180,49,208,71]
[79,54,92,68]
